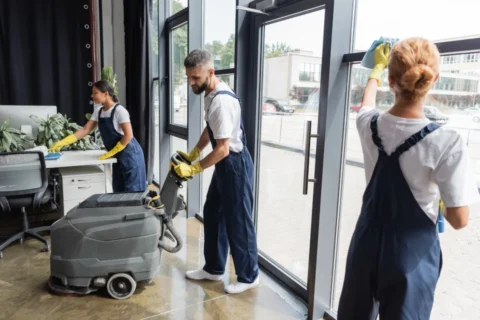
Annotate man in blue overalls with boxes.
[173,49,259,294]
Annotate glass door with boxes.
[254,7,325,289]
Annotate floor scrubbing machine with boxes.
[47,153,190,299]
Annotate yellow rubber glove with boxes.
[49,134,78,152]
[177,147,201,163]
[369,43,391,86]
[174,162,203,178]
[439,199,446,217]
[98,142,126,160]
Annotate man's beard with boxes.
[193,77,209,95]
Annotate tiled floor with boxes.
[0,216,305,320]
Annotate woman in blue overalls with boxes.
[337,38,477,319]
[49,80,146,192]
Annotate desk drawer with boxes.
[63,174,105,187]
[63,182,105,201]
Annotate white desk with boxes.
[45,150,116,169]
[46,150,117,197]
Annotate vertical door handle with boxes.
[303,120,318,195]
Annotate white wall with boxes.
[263,55,290,100]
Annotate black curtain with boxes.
[123,0,154,184]
[0,0,93,124]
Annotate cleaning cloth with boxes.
[361,37,399,69]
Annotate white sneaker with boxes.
[186,268,223,281]
[224,276,260,294]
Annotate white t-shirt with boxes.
[90,104,130,135]
[357,107,479,223]
[204,82,243,153]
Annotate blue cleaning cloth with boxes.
[45,152,62,160]
[361,37,399,69]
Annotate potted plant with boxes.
[101,66,118,95]
[0,119,35,152]
[30,114,95,151]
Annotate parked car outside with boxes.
[465,106,480,114]
[350,105,362,113]
[262,102,277,115]
[472,113,480,123]
[263,97,295,114]
[424,106,449,125]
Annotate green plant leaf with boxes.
[2,132,13,148]
[29,115,42,123]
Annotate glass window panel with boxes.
[152,0,159,78]
[170,0,187,16]
[217,74,235,89]
[354,0,480,51]
[204,0,236,69]
[170,23,188,126]
[334,56,480,318]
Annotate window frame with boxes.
[165,9,189,137]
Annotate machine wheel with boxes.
[107,273,137,300]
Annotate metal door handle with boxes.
[78,186,91,189]
[78,179,91,182]
[303,120,318,195]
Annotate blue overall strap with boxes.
[213,90,240,101]
[211,90,248,150]
[392,122,441,157]
[371,113,441,157]
[370,113,386,154]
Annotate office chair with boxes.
[0,151,52,259]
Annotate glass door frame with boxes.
[249,1,327,302]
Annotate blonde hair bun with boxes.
[399,64,436,94]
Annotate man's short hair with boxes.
[184,49,214,69]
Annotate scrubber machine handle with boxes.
[171,152,191,166]
[153,152,192,254]
[170,152,193,181]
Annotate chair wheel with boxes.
[19,238,24,245]
[41,244,50,252]
[0,251,3,259]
